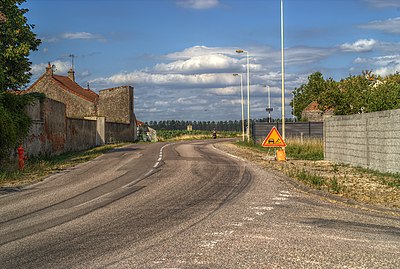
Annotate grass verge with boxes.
[235,137,324,161]
[0,143,127,187]
[157,130,239,141]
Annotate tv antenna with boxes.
[69,54,75,70]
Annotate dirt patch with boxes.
[215,142,400,209]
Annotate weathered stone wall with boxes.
[23,98,136,157]
[106,122,135,143]
[324,109,400,173]
[24,98,66,156]
[66,119,97,152]
[27,74,96,119]
[98,86,134,124]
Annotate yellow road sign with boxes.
[262,127,286,147]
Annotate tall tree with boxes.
[0,0,41,91]
[292,72,327,121]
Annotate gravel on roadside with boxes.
[215,141,400,209]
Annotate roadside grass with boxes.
[157,130,239,142]
[0,143,127,186]
[235,137,324,161]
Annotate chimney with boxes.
[68,68,75,82]
[45,62,53,76]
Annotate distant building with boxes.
[301,101,333,122]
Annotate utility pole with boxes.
[281,0,285,139]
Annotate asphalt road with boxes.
[0,140,399,269]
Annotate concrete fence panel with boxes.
[324,109,400,174]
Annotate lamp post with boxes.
[236,49,250,142]
[292,92,296,122]
[281,0,285,140]
[265,85,273,123]
[233,73,245,141]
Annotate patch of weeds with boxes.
[330,176,341,193]
[354,166,400,189]
[294,168,325,189]
[332,163,340,173]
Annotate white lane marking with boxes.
[212,230,234,236]
[200,240,221,249]
[153,143,171,168]
[272,197,288,201]
[250,206,274,211]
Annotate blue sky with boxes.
[24,0,400,122]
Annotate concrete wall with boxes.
[324,109,400,174]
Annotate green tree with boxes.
[334,75,370,115]
[292,72,327,121]
[0,0,41,92]
[368,81,400,112]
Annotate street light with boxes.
[236,49,250,142]
[233,73,245,141]
[265,85,273,123]
[281,0,286,140]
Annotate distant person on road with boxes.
[212,128,217,139]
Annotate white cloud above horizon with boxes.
[176,0,219,9]
[353,54,400,77]
[340,39,377,52]
[61,32,105,41]
[359,17,400,34]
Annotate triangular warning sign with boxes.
[262,127,286,147]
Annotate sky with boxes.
[23,0,400,122]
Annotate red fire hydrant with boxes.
[17,145,27,170]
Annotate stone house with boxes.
[25,63,136,126]
[23,63,137,149]
[301,101,333,122]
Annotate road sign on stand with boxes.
[262,127,286,147]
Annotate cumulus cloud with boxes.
[340,39,377,52]
[30,60,71,77]
[176,0,219,9]
[351,55,400,76]
[155,54,239,74]
[164,45,238,60]
[359,17,400,34]
[87,45,335,121]
[90,71,235,88]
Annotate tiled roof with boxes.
[303,101,320,112]
[53,75,98,103]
